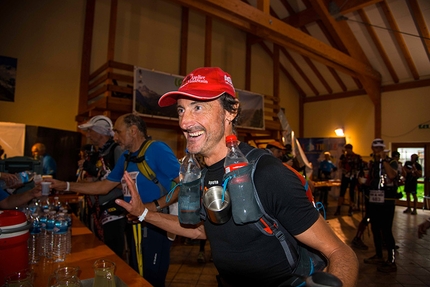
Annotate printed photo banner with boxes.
[297,137,346,180]
[133,67,265,130]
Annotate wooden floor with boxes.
[165,198,430,287]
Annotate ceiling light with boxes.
[335,128,344,136]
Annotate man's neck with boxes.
[130,137,147,153]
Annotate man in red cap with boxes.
[116,67,358,286]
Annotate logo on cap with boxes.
[182,74,208,87]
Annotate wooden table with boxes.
[312,180,341,188]
[30,214,152,286]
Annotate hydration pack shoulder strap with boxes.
[245,148,300,271]
[124,140,168,199]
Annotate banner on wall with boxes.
[297,137,346,180]
[133,67,265,130]
[0,122,25,157]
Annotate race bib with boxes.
[369,190,385,203]
[121,171,139,199]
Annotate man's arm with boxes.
[413,163,423,178]
[144,177,180,212]
[295,216,359,287]
[116,172,206,239]
[45,178,118,195]
[0,187,42,209]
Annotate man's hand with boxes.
[418,219,430,239]
[30,184,42,199]
[115,171,145,218]
[0,172,22,189]
[44,178,66,191]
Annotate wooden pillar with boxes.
[107,0,117,62]
[273,44,280,99]
[105,0,118,98]
[299,96,304,138]
[179,7,189,76]
[78,0,96,115]
[245,34,252,91]
[374,99,381,138]
[204,16,212,67]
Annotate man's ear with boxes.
[226,101,239,122]
[129,125,138,137]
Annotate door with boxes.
[391,142,429,209]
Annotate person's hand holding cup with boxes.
[41,181,52,196]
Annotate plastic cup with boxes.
[41,182,52,196]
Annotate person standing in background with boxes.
[265,141,286,160]
[47,113,180,287]
[403,154,422,215]
[76,115,126,258]
[318,152,337,209]
[31,143,57,178]
[363,139,399,273]
[335,144,362,216]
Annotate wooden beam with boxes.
[245,33,252,90]
[374,99,381,138]
[328,66,347,91]
[107,0,117,62]
[169,0,381,81]
[326,0,384,15]
[299,96,304,137]
[109,61,134,71]
[179,7,189,75]
[381,78,430,92]
[303,89,367,103]
[300,27,334,95]
[407,0,430,62]
[303,78,430,103]
[273,44,280,99]
[204,16,212,66]
[379,1,419,80]
[258,42,307,97]
[256,0,270,14]
[282,9,319,28]
[311,0,381,105]
[268,5,317,96]
[79,0,96,114]
[279,0,294,14]
[105,0,117,100]
[357,9,399,83]
[280,46,320,95]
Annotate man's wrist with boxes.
[64,181,70,192]
[138,208,149,222]
[153,199,162,212]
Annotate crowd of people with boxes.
[1,67,429,287]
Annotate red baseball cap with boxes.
[158,67,236,107]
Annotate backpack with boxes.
[201,148,327,285]
[124,139,171,213]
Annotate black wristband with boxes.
[153,199,162,212]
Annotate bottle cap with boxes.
[226,135,238,144]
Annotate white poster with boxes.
[0,122,25,157]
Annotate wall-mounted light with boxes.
[334,128,344,136]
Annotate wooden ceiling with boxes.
[77,0,429,144]
[170,0,430,104]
